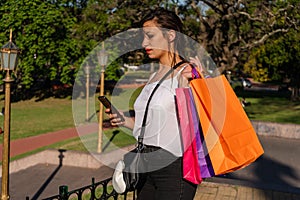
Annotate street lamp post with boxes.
[84,64,90,122]
[97,43,108,153]
[0,29,19,200]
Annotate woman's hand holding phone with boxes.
[104,107,125,126]
[98,96,126,127]
[99,96,136,129]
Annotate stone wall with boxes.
[252,121,300,139]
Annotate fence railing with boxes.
[26,177,133,200]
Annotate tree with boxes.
[180,0,298,73]
[0,0,82,98]
[278,30,300,100]
[245,29,300,100]
[72,0,164,81]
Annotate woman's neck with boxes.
[159,54,182,68]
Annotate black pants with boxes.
[137,146,197,200]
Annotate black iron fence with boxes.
[26,177,133,200]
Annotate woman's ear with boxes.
[167,30,176,42]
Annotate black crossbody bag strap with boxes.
[137,60,186,146]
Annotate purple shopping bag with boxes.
[187,89,215,178]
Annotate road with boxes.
[208,135,300,194]
[3,135,300,199]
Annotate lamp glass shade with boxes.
[98,49,108,67]
[0,41,19,70]
[83,64,90,74]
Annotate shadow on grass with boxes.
[235,88,291,99]
[102,130,120,152]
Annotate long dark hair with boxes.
[140,8,186,66]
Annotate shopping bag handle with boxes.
[190,63,211,79]
[191,63,201,79]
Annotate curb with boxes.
[1,145,135,174]
[252,121,300,139]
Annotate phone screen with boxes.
[98,96,125,122]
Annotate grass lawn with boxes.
[244,97,300,124]
[236,89,300,124]
[0,97,74,142]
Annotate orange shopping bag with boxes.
[189,74,264,175]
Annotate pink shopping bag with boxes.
[176,88,202,184]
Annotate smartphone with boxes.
[98,96,125,122]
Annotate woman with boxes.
[107,8,198,200]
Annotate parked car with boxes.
[238,77,252,88]
[229,77,252,91]
[229,77,244,91]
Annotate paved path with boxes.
[7,162,300,200]
[196,181,300,200]
[0,123,98,158]
[1,124,300,199]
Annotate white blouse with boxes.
[133,69,185,157]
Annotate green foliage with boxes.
[244,46,272,82]
[0,0,299,100]
[105,60,123,81]
[244,26,300,99]
[72,0,164,82]
[273,29,300,98]
[246,29,300,86]
[0,0,82,97]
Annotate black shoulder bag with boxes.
[112,61,186,195]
